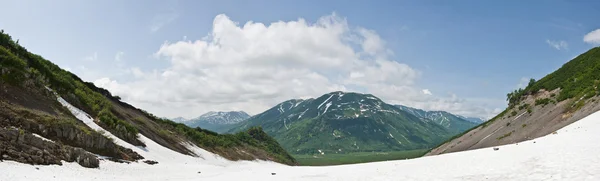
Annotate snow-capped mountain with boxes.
[185,111,251,133]
[169,117,188,123]
[395,105,480,133]
[457,115,486,124]
[228,91,461,155]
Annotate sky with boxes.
[1,0,600,119]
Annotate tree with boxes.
[527,78,536,89]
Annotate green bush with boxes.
[496,131,512,140]
[535,98,552,106]
[518,104,529,110]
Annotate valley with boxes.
[2,2,600,180]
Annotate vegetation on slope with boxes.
[152,117,296,164]
[230,92,457,155]
[0,30,296,165]
[294,149,427,166]
[507,47,600,108]
[0,30,140,145]
[429,47,600,154]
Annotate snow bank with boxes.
[3,97,600,180]
[54,95,236,165]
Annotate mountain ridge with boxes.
[395,105,479,134]
[228,91,470,155]
[184,111,250,133]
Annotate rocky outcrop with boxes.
[0,104,143,163]
[0,127,99,168]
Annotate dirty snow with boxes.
[3,99,600,180]
[31,133,54,143]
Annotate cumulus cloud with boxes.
[584,29,600,45]
[95,14,502,119]
[545,40,568,50]
[422,89,432,95]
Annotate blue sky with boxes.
[2,0,600,119]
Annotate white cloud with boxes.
[150,12,178,32]
[129,67,144,78]
[545,40,568,50]
[115,52,124,62]
[584,29,600,45]
[84,52,98,61]
[422,89,432,95]
[94,14,502,119]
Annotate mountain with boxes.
[169,117,187,123]
[428,47,600,156]
[228,91,459,155]
[5,106,600,180]
[458,116,486,124]
[185,111,250,133]
[395,105,479,134]
[0,31,296,167]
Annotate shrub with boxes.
[535,98,551,106]
[496,131,513,140]
[518,104,529,110]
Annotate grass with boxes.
[293,149,427,166]
[496,131,513,140]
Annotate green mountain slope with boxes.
[427,47,600,156]
[395,105,479,134]
[0,30,296,166]
[229,91,456,155]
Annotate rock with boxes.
[271,173,276,175]
[1,128,100,168]
[143,160,159,165]
[197,171,201,174]
[493,147,499,151]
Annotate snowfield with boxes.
[2,98,600,180]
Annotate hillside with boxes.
[0,30,296,167]
[395,105,479,134]
[228,91,463,156]
[4,96,600,180]
[184,111,250,133]
[427,47,600,155]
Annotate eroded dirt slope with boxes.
[427,89,600,155]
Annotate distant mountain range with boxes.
[227,91,479,155]
[457,116,486,124]
[173,111,250,133]
[395,105,482,134]
[170,117,188,123]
